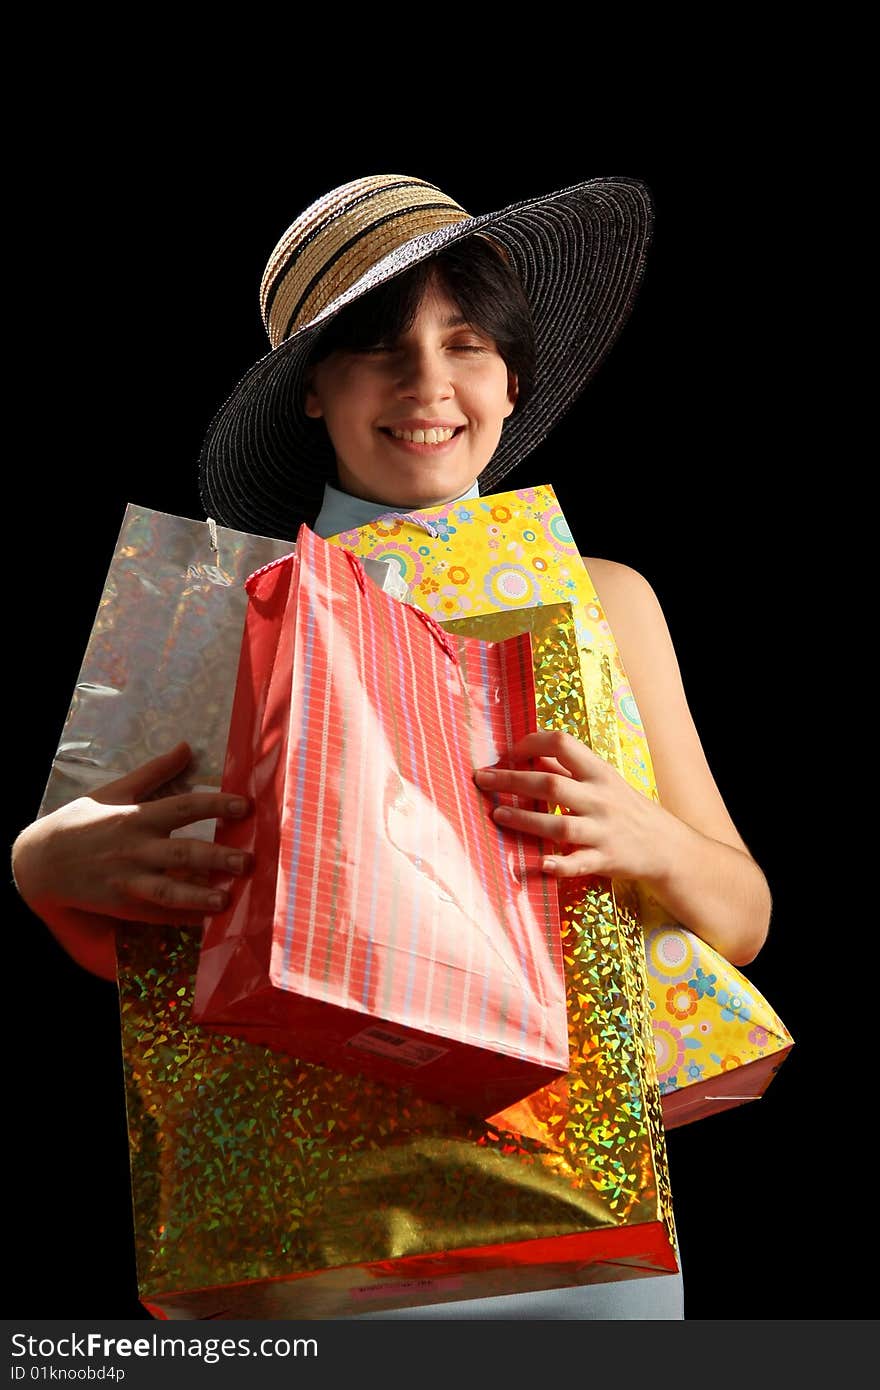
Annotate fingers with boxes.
[98,742,194,805]
[474,766,580,810]
[542,849,606,879]
[482,793,607,878]
[97,744,252,825]
[138,835,254,879]
[140,791,252,833]
[529,756,574,778]
[109,902,216,928]
[489,803,595,847]
[492,730,596,778]
[121,869,235,916]
[120,834,254,917]
[166,868,213,888]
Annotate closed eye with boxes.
[356,342,489,355]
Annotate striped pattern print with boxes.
[271,526,566,1065]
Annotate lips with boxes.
[381,425,465,442]
[381,421,466,432]
[379,426,465,455]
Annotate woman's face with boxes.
[303,273,518,510]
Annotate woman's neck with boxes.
[313,479,481,540]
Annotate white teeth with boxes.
[390,427,457,444]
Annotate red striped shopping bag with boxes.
[192,523,569,1116]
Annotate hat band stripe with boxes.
[278,203,472,344]
[262,178,442,330]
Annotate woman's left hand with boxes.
[474,729,675,882]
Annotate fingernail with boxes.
[208,891,226,909]
[474,768,497,784]
[494,806,513,823]
[226,852,245,872]
[542,857,558,873]
[227,798,249,817]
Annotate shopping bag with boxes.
[640,926,793,1125]
[37,501,677,1317]
[37,502,405,815]
[118,593,677,1318]
[333,485,794,1127]
[192,524,570,1116]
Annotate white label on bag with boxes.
[346,1025,449,1067]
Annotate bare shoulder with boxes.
[580,556,657,626]
[580,555,755,860]
[580,552,683,712]
[581,555,648,586]
[581,556,634,583]
[579,554,669,698]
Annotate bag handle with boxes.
[407,603,460,665]
[244,549,297,596]
[342,547,368,594]
[342,547,459,665]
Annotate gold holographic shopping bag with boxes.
[118,599,677,1319]
[332,485,793,1128]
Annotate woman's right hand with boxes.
[12,740,253,931]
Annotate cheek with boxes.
[482,360,515,400]
[475,379,514,420]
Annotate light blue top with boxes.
[312,478,482,540]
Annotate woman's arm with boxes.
[589,557,772,963]
[474,560,772,966]
[12,743,254,982]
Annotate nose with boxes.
[393,344,454,402]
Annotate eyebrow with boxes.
[366,313,482,345]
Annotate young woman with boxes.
[11,173,772,1319]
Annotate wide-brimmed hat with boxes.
[198,173,654,540]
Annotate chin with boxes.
[408,476,478,508]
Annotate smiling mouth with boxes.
[380,426,465,446]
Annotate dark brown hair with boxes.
[303,235,536,415]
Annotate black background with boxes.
[8,124,845,1321]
